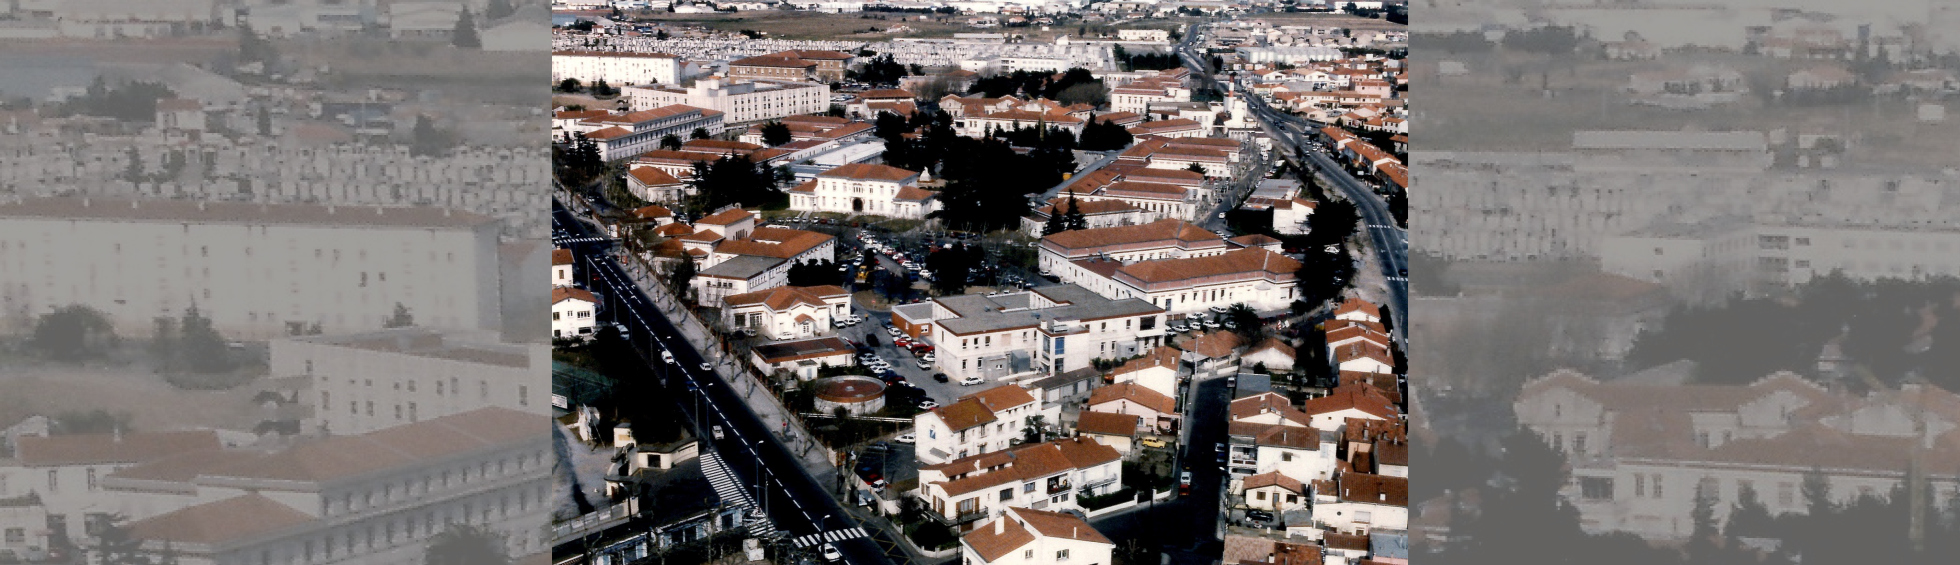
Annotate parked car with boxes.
[896,433,916,443]
[959,376,985,386]
[917,400,940,409]
[933,372,950,383]
[712,425,724,440]
[1246,510,1275,523]
[1140,437,1168,448]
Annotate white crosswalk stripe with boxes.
[700,450,776,537]
[791,527,869,548]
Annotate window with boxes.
[1778,482,1796,508]
[1024,482,1036,493]
[86,468,96,491]
[1281,452,1293,462]
[1634,474,1645,497]
[1580,477,1613,500]
[4,528,22,544]
[519,386,529,406]
[46,470,57,492]
[1652,474,1664,498]
[1000,488,1013,502]
[1355,510,1372,523]
[1025,550,1035,560]
[1255,491,1266,500]
[1056,549,1070,561]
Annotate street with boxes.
[554,198,915,565]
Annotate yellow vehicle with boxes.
[1139,437,1168,449]
[856,269,869,284]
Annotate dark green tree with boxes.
[410,115,451,158]
[691,127,712,140]
[238,24,276,65]
[485,0,516,21]
[176,305,234,374]
[660,134,682,151]
[760,122,793,146]
[1063,193,1087,231]
[924,244,981,295]
[385,303,415,328]
[786,260,843,287]
[31,305,115,362]
[667,259,697,299]
[255,106,272,136]
[1041,202,1067,236]
[1302,197,1358,249]
[557,78,581,92]
[688,155,780,211]
[123,147,144,182]
[452,8,482,49]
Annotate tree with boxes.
[1684,487,1720,561]
[1303,198,1359,249]
[176,305,235,374]
[410,115,452,158]
[924,244,981,295]
[760,122,792,146]
[691,127,712,140]
[667,259,697,299]
[425,524,511,565]
[1063,193,1087,231]
[660,134,682,151]
[1186,162,1207,176]
[855,54,910,85]
[237,24,276,66]
[1226,303,1263,342]
[1042,203,1067,236]
[787,260,843,287]
[385,303,415,328]
[452,8,482,49]
[91,514,156,565]
[31,305,115,362]
[687,155,781,211]
[557,78,581,92]
[1078,118,1134,151]
[590,79,613,97]
[1021,414,1048,444]
[149,316,177,368]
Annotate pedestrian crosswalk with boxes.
[552,236,613,245]
[791,527,869,548]
[700,450,776,537]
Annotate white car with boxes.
[917,400,940,409]
[661,350,676,364]
[821,543,843,562]
[886,327,903,337]
[712,425,724,440]
[896,433,915,444]
[959,376,984,386]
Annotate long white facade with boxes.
[0,197,502,341]
[622,79,830,126]
[552,51,684,86]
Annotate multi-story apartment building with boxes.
[719,285,852,341]
[1057,162,1213,223]
[1110,71,1192,115]
[272,327,551,435]
[919,438,1122,530]
[913,385,1056,465]
[787,163,939,219]
[0,197,501,341]
[1602,220,1960,299]
[960,507,1115,565]
[559,105,727,161]
[623,79,831,125]
[893,285,1167,383]
[552,50,684,86]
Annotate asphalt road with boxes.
[1175,22,1408,342]
[1089,376,1231,563]
[554,199,910,565]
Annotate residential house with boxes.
[903,285,1168,383]
[1298,386,1399,432]
[1107,346,1182,398]
[914,385,1054,465]
[1315,471,1408,535]
[720,285,852,341]
[1241,337,1297,373]
[552,287,599,339]
[1179,330,1244,379]
[959,507,1114,565]
[553,248,575,288]
[1085,383,1179,433]
[748,336,856,379]
[919,438,1123,530]
[1073,412,1140,457]
[1239,471,1308,512]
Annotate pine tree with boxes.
[177,305,234,374]
[1041,202,1066,235]
[1063,192,1088,231]
[452,8,482,49]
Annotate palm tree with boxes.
[1022,414,1048,444]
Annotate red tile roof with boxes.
[818,163,919,182]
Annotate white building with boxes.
[560,105,728,162]
[786,163,939,219]
[960,507,1114,565]
[720,285,852,341]
[1107,345,1181,398]
[680,209,836,306]
[272,327,551,435]
[1314,471,1408,536]
[918,437,1123,530]
[552,248,576,288]
[894,285,1168,385]
[914,384,1054,465]
[552,287,599,339]
[623,79,830,126]
[1116,29,1171,42]
[552,50,685,86]
[0,197,501,341]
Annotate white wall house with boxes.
[960,507,1115,565]
[914,385,1052,465]
[552,248,575,288]
[918,437,1122,530]
[1314,471,1408,535]
[720,285,852,341]
[552,287,598,339]
[787,163,938,219]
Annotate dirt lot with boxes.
[0,361,266,434]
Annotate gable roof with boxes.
[127,494,313,545]
[552,248,573,266]
[1087,382,1177,414]
[927,437,1122,497]
[15,430,222,467]
[1298,385,1399,421]
[1075,411,1141,437]
[553,287,598,305]
[1243,470,1304,494]
[1336,471,1407,507]
[723,285,849,311]
[931,384,1037,431]
[818,162,919,182]
[1112,346,1181,377]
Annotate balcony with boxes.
[938,508,989,526]
[1046,479,1073,495]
